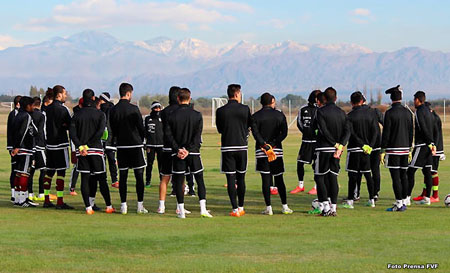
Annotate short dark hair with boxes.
[51,85,66,100]
[119,82,133,97]
[308,90,321,104]
[13,95,22,107]
[317,92,326,105]
[19,96,34,109]
[178,88,191,102]
[260,92,274,106]
[33,96,41,107]
[414,91,426,103]
[350,92,364,105]
[324,87,337,102]
[82,89,95,101]
[227,84,241,98]
[169,86,180,105]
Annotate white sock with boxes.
[86,206,92,211]
[238,206,244,211]
[331,204,337,212]
[396,200,403,208]
[402,198,407,205]
[233,208,239,213]
[159,200,165,209]
[347,199,354,206]
[423,197,430,202]
[106,205,112,209]
[199,199,206,213]
[121,202,127,208]
[369,199,375,206]
[137,201,144,210]
[14,190,19,203]
[178,203,185,213]
[38,193,44,198]
[266,205,272,211]
[282,204,289,210]
[11,188,15,198]
[19,191,25,204]
[89,197,95,207]
[298,181,304,188]
[28,193,34,199]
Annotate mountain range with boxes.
[1,31,449,99]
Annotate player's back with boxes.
[216,100,251,150]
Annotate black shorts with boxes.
[46,147,70,171]
[370,149,381,166]
[256,157,284,176]
[77,154,106,175]
[409,145,433,169]
[297,141,316,164]
[117,147,146,171]
[160,149,174,176]
[314,151,340,176]
[14,154,33,175]
[432,156,440,173]
[385,154,409,169]
[172,154,204,175]
[346,151,371,173]
[33,150,46,170]
[221,150,247,174]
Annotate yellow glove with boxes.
[78,145,90,152]
[262,144,277,162]
[362,145,372,155]
[334,143,344,151]
[380,152,386,165]
[408,152,412,162]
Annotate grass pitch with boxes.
[0,117,449,273]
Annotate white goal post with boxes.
[211,98,228,127]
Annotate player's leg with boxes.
[69,164,79,195]
[37,169,45,200]
[28,167,35,200]
[10,155,16,203]
[260,173,272,214]
[417,166,432,205]
[274,174,292,214]
[235,151,247,214]
[157,151,173,213]
[55,169,73,209]
[134,168,147,213]
[407,167,417,203]
[80,172,92,212]
[327,172,339,215]
[173,173,186,218]
[363,172,375,207]
[387,168,405,211]
[371,150,381,199]
[119,169,129,213]
[97,172,114,212]
[105,149,118,187]
[43,169,55,207]
[88,174,99,210]
[345,172,358,208]
[145,148,155,187]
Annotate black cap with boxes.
[100,92,111,102]
[385,85,403,101]
[151,101,162,109]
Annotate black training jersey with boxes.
[414,103,434,146]
[6,107,19,150]
[165,104,203,154]
[362,105,384,149]
[252,106,288,149]
[144,111,163,148]
[45,100,71,150]
[315,102,351,152]
[216,100,264,152]
[69,103,106,153]
[161,103,179,151]
[432,110,443,154]
[12,109,37,155]
[109,99,145,148]
[347,105,378,151]
[297,104,317,142]
[30,109,46,151]
[381,102,413,155]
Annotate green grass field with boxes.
[1,117,450,273]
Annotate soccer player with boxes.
[407,91,436,205]
[216,84,264,217]
[381,85,413,212]
[165,88,212,218]
[7,95,21,203]
[43,85,74,209]
[99,92,119,188]
[69,98,82,196]
[11,96,38,207]
[343,92,378,208]
[109,83,148,214]
[252,93,293,215]
[144,101,163,188]
[69,89,115,215]
[28,97,47,201]
[157,86,181,214]
[314,87,350,216]
[291,90,321,195]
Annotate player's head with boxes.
[324,87,337,102]
[82,89,95,106]
[350,91,364,106]
[33,96,41,110]
[119,82,133,100]
[385,85,402,102]
[260,92,275,108]
[13,95,22,108]
[19,96,34,113]
[168,86,180,105]
[413,91,426,107]
[52,85,67,103]
[227,84,241,103]
[177,88,191,104]
[308,90,321,105]
[100,92,111,103]
[316,92,326,107]
[151,101,162,112]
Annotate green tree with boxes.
[280,94,306,108]
[29,85,38,97]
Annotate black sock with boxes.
[119,169,128,203]
[80,173,91,207]
[38,170,45,194]
[226,174,238,209]
[134,168,145,202]
[261,173,271,206]
[327,173,339,204]
[274,175,287,204]
[173,174,185,204]
[407,167,417,197]
[314,175,327,202]
[97,173,111,206]
[297,161,305,182]
[363,172,375,199]
[28,167,36,193]
[194,172,206,200]
[236,172,246,207]
[348,173,358,200]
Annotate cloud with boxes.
[350,8,371,17]
[16,0,250,32]
[0,35,23,50]
[261,18,293,29]
[349,8,374,24]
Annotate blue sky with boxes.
[1,0,449,51]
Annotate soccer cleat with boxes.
[175,209,191,214]
[169,191,176,197]
[413,195,424,201]
[270,187,279,195]
[69,190,78,196]
[201,211,213,218]
[415,199,431,205]
[319,210,333,217]
[86,208,95,215]
[282,207,293,214]
[238,209,245,216]
[366,200,375,208]
[43,202,55,208]
[49,194,57,201]
[92,204,101,211]
[262,208,273,215]
[353,196,360,202]
[22,199,38,208]
[177,212,186,219]
[25,198,39,206]
[229,210,241,217]
[405,198,411,206]
[308,208,321,215]
[307,187,317,195]
[341,203,354,209]
[188,190,196,197]
[33,195,44,201]
[290,186,305,194]
[10,197,15,204]
[157,207,165,214]
[137,207,149,214]
[386,205,406,212]
[121,205,128,215]
[105,207,116,214]
[145,181,151,188]
[374,195,379,202]
[430,196,440,203]
[55,203,74,210]
[111,182,119,188]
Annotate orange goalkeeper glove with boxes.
[262,144,277,162]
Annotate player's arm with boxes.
[316,109,336,145]
[61,106,72,130]
[296,109,303,133]
[164,117,179,152]
[135,107,145,142]
[417,108,434,146]
[248,110,265,147]
[6,111,14,150]
[68,117,81,148]
[13,116,29,149]
[187,113,203,152]
[274,113,288,145]
[89,113,106,144]
[381,112,391,149]
[215,108,223,134]
[339,114,351,147]
[408,111,414,148]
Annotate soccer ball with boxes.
[444,194,450,207]
[311,199,320,209]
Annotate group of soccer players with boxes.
[6,82,444,217]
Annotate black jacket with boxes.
[216,100,264,151]
[144,111,163,148]
[6,107,19,150]
[12,109,37,155]
[414,103,434,146]
[432,110,443,155]
[347,105,378,151]
[315,102,350,152]
[297,104,317,142]
[381,102,413,155]
[30,109,46,151]
[161,103,179,151]
[361,105,383,149]
[109,99,144,148]
[165,104,203,154]
[252,106,288,149]
[69,103,106,153]
[45,100,71,149]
